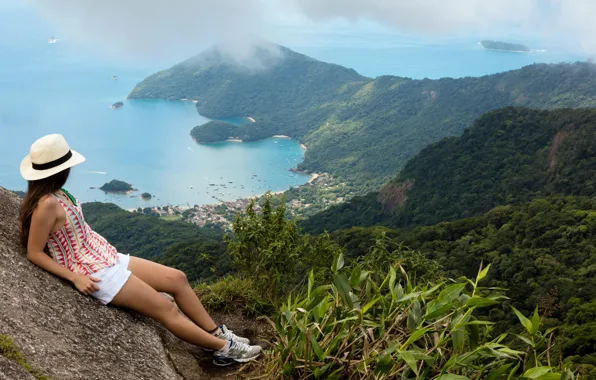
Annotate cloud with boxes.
[22,0,270,63]
[289,0,539,34]
[288,0,596,53]
[22,0,596,61]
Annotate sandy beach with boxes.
[308,173,319,183]
[226,139,243,143]
[246,116,256,123]
[246,189,285,200]
[272,135,291,139]
[300,144,307,150]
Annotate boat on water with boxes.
[110,102,124,109]
[112,76,118,80]
[48,37,58,44]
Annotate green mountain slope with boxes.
[302,107,596,233]
[330,194,596,372]
[130,43,596,191]
[82,202,230,281]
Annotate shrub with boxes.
[225,194,341,303]
[264,256,572,380]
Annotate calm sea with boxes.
[0,7,586,208]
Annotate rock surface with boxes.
[0,356,35,380]
[0,187,262,380]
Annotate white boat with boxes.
[48,37,58,44]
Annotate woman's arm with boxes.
[27,197,100,294]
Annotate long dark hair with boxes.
[19,168,70,248]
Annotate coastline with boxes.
[246,116,256,123]
[226,139,243,143]
[272,135,291,139]
[129,172,320,212]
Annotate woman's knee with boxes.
[170,269,188,290]
[153,297,179,322]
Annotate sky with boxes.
[8,0,596,62]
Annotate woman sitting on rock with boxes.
[19,134,261,367]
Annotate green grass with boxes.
[160,215,183,222]
[0,335,49,380]
[194,276,273,316]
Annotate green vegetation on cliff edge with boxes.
[201,196,591,378]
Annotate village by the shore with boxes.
[133,172,348,229]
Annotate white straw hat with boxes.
[20,134,86,181]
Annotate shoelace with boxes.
[220,326,245,341]
[228,340,251,355]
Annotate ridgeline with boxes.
[130,42,596,192]
[301,107,596,232]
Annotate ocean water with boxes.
[286,29,587,78]
[0,7,586,208]
[0,7,309,208]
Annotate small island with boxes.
[141,192,152,200]
[111,102,124,109]
[190,120,240,143]
[100,179,135,193]
[480,40,530,53]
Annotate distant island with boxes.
[100,180,135,193]
[111,101,124,109]
[481,40,530,52]
[141,192,152,200]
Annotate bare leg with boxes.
[127,256,218,333]
[110,274,226,351]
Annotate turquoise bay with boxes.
[0,7,585,208]
[0,8,309,208]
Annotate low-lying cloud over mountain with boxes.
[23,0,596,61]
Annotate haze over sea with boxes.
[0,7,586,208]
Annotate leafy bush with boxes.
[225,194,341,303]
[264,257,572,380]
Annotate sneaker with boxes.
[213,339,262,366]
[215,325,251,345]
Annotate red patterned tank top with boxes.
[46,191,119,275]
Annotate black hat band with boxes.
[32,150,73,171]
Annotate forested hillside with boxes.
[329,195,596,374]
[82,202,230,281]
[303,107,596,232]
[130,43,596,190]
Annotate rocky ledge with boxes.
[0,187,262,380]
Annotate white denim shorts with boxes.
[90,253,132,305]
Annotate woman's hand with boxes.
[71,274,101,295]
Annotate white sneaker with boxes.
[215,325,251,345]
[213,340,262,366]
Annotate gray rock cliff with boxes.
[0,187,255,380]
